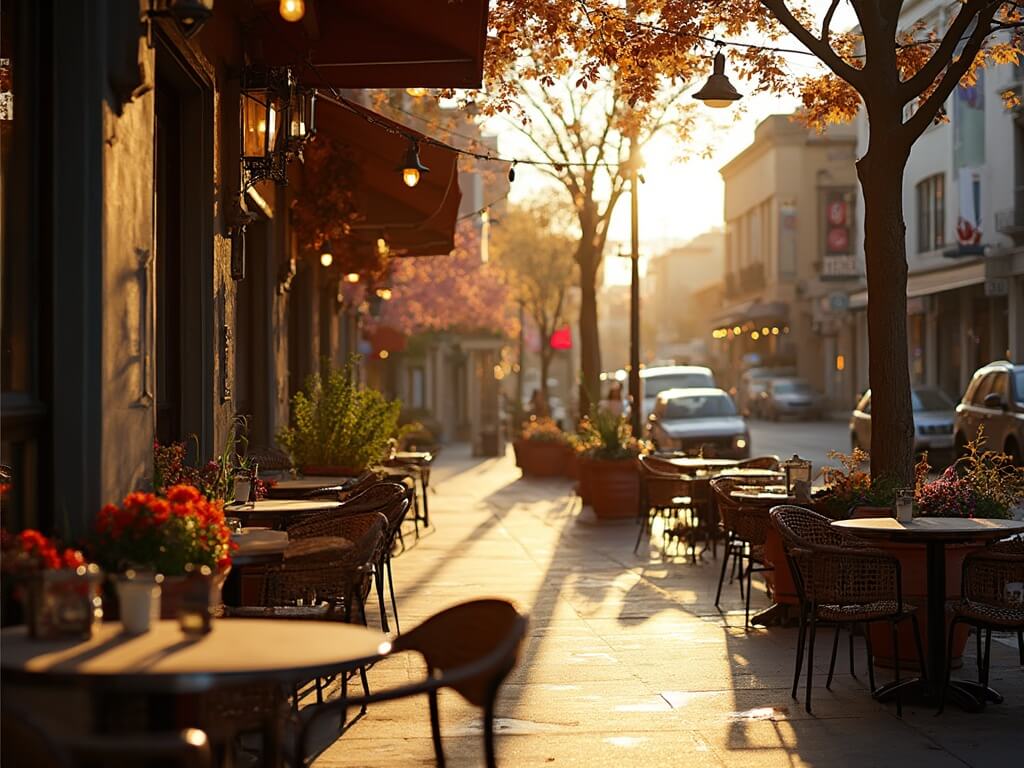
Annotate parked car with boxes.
[638,365,716,421]
[646,388,750,458]
[953,360,1024,464]
[738,366,796,417]
[850,387,956,460]
[759,378,822,421]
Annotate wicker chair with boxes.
[736,455,781,471]
[635,457,696,558]
[941,537,1024,712]
[709,476,779,627]
[296,599,528,768]
[770,505,924,716]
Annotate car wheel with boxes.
[1005,437,1022,466]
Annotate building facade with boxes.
[713,115,859,403]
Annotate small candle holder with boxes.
[895,487,915,523]
[116,570,163,636]
[178,564,214,637]
[26,564,104,641]
[781,454,813,497]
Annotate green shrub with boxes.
[277,358,401,470]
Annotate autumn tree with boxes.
[492,201,578,410]
[485,0,1022,483]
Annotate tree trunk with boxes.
[539,345,553,418]
[856,146,915,485]
[577,240,601,417]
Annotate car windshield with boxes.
[773,380,811,395]
[664,395,737,419]
[1016,370,1024,405]
[645,373,714,393]
[911,388,954,412]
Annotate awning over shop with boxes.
[314,97,462,257]
[246,0,490,89]
[712,300,789,329]
[848,261,986,309]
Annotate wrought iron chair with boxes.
[941,537,1024,712]
[710,476,779,627]
[296,599,528,768]
[770,505,924,716]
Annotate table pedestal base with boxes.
[872,676,1002,712]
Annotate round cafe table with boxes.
[667,457,739,472]
[833,516,1024,711]
[265,476,358,500]
[225,499,341,529]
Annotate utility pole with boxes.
[628,147,641,438]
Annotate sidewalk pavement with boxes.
[316,444,1023,767]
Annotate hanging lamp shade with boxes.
[398,140,431,188]
[692,51,742,108]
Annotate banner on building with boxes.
[954,64,984,248]
[956,168,983,246]
[821,188,859,280]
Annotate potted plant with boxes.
[1,530,100,639]
[577,410,646,520]
[91,485,236,618]
[278,357,401,476]
[513,417,570,478]
[868,432,1024,669]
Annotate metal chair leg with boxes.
[848,625,856,678]
[805,613,817,714]
[375,566,390,633]
[428,688,446,767]
[826,625,841,690]
[864,626,876,693]
[483,697,497,768]
[792,604,807,700]
[1018,630,1023,666]
[938,616,960,715]
[744,558,754,629]
[981,628,992,692]
[386,556,401,635]
[910,614,926,682]
[976,625,983,680]
[714,534,733,608]
[890,620,902,718]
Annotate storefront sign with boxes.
[822,254,860,281]
[821,189,859,280]
[985,278,1009,297]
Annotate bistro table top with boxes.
[703,467,783,479]
[833,516,1024,543]
[226,499,341,516]
[0,619,389,693]
[391,451,434,464]
[266,476,357,494]
[666,457,740,470]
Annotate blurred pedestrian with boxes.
[529,388,550,419]
[604,382,624,417]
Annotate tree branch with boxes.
[821,0,841,47]
[901,0,992,100]
[760,0,864,87]
[903,2,1001,143]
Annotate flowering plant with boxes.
[521,417,567,443]
[1,530,87,574]
[579,409,649,461]
[92,485,235,576]
[154,417,266,501]
[816,448,899,519]
[916,430,1023,519]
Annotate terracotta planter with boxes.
[564,450,580,481]
[866,541,982,670]
[513,440,569,478]
[580,457,640,520]
[762,527,799,606]
[299,465,365,477]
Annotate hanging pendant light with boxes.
[279,0,305,22]
[693,48,742,108]
[398,139,430,188]
[319,239,334,267]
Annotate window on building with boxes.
[407,366,426,409]
[916,174,945,253]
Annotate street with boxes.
[746,416,851,473]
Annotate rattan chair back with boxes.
[639,457,693,508]
[962,543,1024,619]
[736,455,781,470]
[709,476,778,546]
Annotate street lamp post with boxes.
[628,150,642,439]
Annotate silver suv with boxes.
[953,361,1024,464]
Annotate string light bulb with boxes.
[345,272,360,283]
[405,87,427,97]
[398,139,429,188]
[279,0,305,22]
[375,287,393,301]
[508,162,516,183]
[319,239,333,268]
[693,48,742,108]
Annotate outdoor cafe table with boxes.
[225,499,341,529]
[666,457,739,472]
[265,475,357,500]
[833,516,1024,711]
[1,619,390,762]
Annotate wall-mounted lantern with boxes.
[240,66,316,189]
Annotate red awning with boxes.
[312,97,462,258]
[245,0,490,89]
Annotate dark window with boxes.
[664,395,737,420]
[916,174,945,252]
[970,373,994,405]
[911,388,954,412]
[989,372,1009,404]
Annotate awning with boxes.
[848,261,986,309]
[245,0,490,89]
[712,300,789,328]
[313,97,462,257]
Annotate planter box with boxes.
[579,457,640,520]
[867,540,982,670]
[513,440,569,478]
[564,450,580,481]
